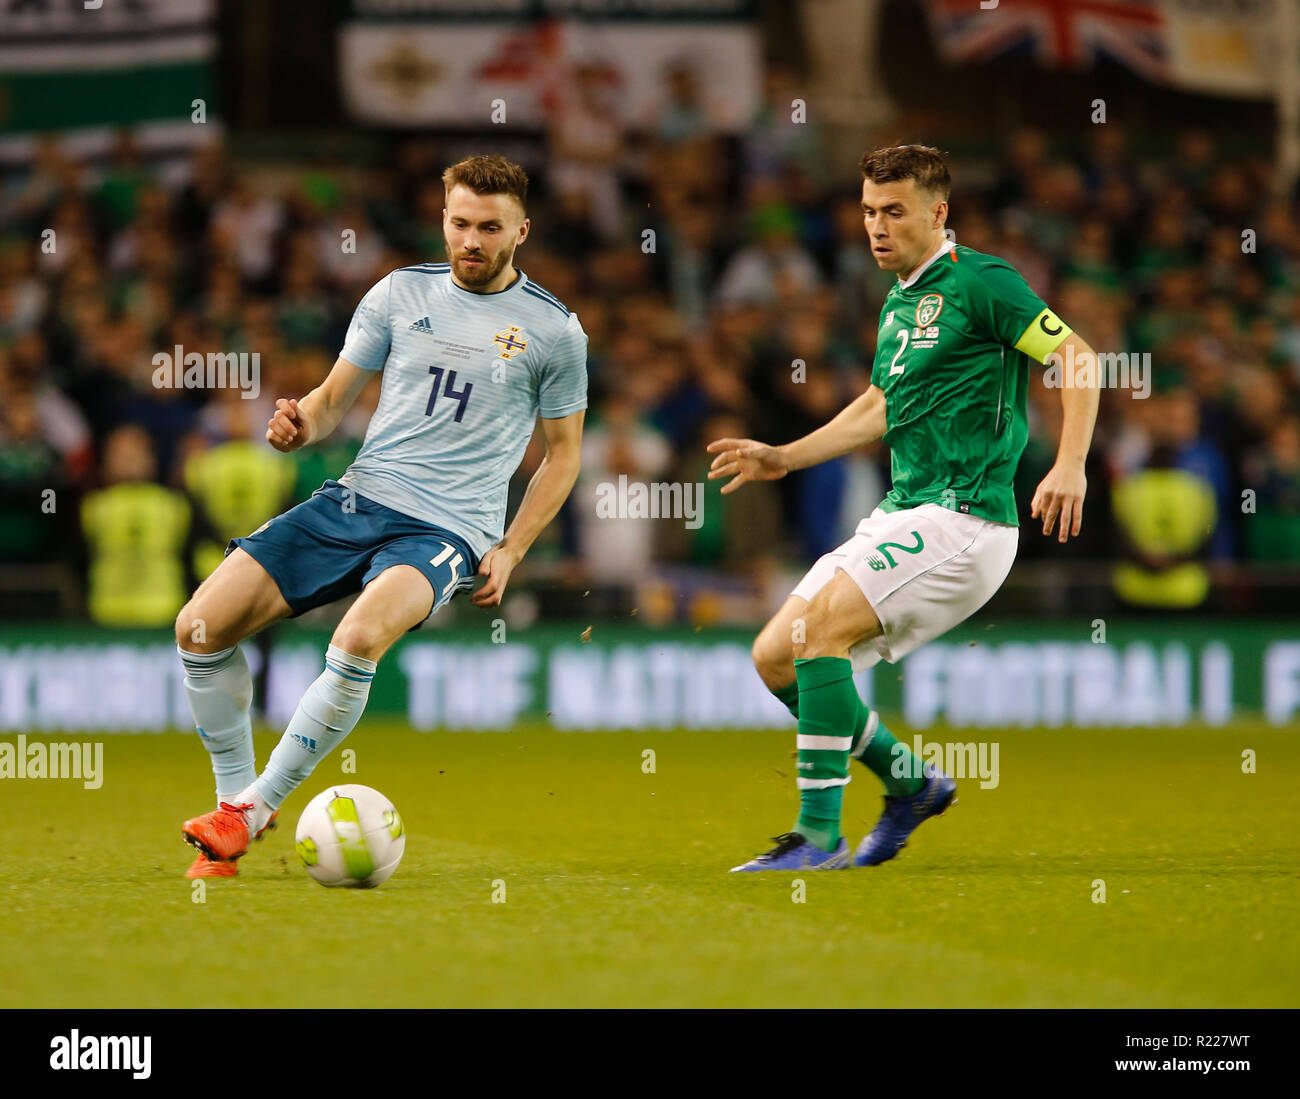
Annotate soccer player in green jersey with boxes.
[710,145,1100,871]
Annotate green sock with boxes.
[773,680,800,716]
[774,679,869,743]
[771,678,920,795]
[852,710,925,797]
[792,657,859,851]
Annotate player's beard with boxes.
[452,248,510,288]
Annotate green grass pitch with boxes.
[1,720,1296,1007]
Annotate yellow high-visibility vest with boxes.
[81,482,191,626]
[1111,468,1216,608]
[184,440,296,580]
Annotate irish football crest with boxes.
[915,294,944,327]
[493,325,528,360]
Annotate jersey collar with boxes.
[897,238,956,290]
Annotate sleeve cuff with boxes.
[339,345,385,371]
[539,399,587,419]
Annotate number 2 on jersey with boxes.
[425,366,473,422]
[889,329,908,376]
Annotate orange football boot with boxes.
[186,853,239,878]
[182,800,255,861]
[182,806,278,873]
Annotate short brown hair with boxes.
[442,154,529,210]
[859,145,951,200]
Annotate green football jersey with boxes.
[871,241,1072,526]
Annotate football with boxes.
[294,784,406,889]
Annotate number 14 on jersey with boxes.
[425,366,473,422]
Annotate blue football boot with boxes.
[853,765,957,867]
[731,831,850,872]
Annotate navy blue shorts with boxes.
[227,480,479,626]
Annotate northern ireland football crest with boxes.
[915,294,944,327]
[493,325,528,360]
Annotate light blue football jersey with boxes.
[336,263,588,560]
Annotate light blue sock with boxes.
[180,644,257,804]
[254,645,377,810]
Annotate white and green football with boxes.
[294,784,405,888]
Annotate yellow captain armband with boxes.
[1014,308,1073,363]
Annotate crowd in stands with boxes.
[2,67,1299,624]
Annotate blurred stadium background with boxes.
[2,0,1299,737]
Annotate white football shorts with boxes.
[791,503,1019,671]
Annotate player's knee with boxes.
[176,599,241,653]
[330,623,388,664]
[175,603,204,651]
[751,633,791,689]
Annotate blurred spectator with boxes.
[1018,160,1086,263]
[576,388,673,584]
[80,424,191,626]
[1130,207,1197,296]
[1159,388,1236,560]
[1112,442,1217,609]
[654,62,716,147]
[1172,128,1217,203]
[1058,216,1122,292]
[210,177,284,287]
[0,386,68,563]
[991,127,1049,209]
[183,432,297,582]
[277,251,333,350]
[715,203,821,308]
[95,130,148,233]
[653,186,733,333]
[546,60,625,242]
[5,332,94,481]
[0,243,48,339]
[657,408,782,574]
[1079,123,1139,201]
[1243,415,1300,561]
[743,63,828,190]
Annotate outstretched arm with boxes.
[472,409,585,607]
[1030,331,1100,543]
[707,385,886,494]
[266,356,372,451]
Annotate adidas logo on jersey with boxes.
[409,317,434,334]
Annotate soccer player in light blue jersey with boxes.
[176,156,587,876]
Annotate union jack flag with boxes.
[924,0,1167,81]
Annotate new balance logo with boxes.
[409,317,434,334]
